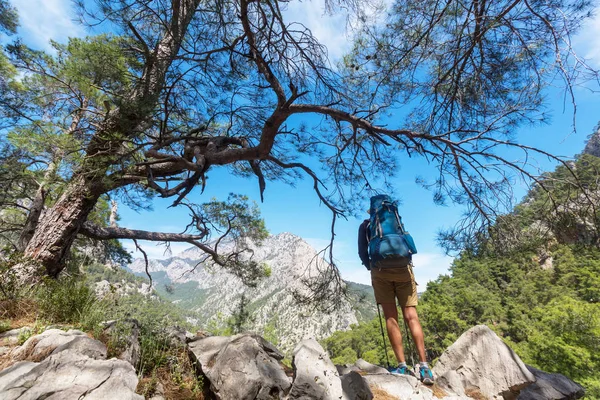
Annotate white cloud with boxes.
[284,0,351,61]
[12,0,84,50]
[574,10,600,67]
[411,252,453,286]
[122,240,192,260]
[340,264,371,285]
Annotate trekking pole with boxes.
[377,303,391,369]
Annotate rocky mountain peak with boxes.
[127,232,375,352]
[583,125,600,157]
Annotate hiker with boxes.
[358,195,434,385]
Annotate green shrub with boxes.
[36,276,98,324]
[0,320,10,333]
[137,332,171,375]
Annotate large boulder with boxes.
[10,329,106,362]
[355,358,390,375]
[0,350,143,400]
[518,365,585,400]
[288,338,346,400]
[341,371,374,400]
[362,373,422,399]
[433,325,535,400]
[188,333,291,399]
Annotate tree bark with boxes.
[16,160,58,252]
[22,173,103,277]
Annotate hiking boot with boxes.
[388,365,416,377]
[419,365,434,385]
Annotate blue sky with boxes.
[6,0,600,286]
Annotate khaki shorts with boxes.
[371,260,418,307]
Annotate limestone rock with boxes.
[0,327,31,345]
[165,325,196,347]
[355,358,390,374]
[149,382,166,400]
[189,333,290,399]
[50,335,107,360]
[583,127,600,158]
[0,350,143,400]
[10,328,93,361]
[363,374,419,399]
[336,364,360,376]
[518,365,585,400]
[340,371,373,400]
[433,325,535,399]
[0,361,37,393]
[288,338,346,400]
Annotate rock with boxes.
[10,328,90,361]
[583,127,600,158]
[0,327,31,345]
[433,325,535,399]
[341,371,373,400]
[355,358,390,374]
[104,319,141,368]
[51,335,107,360]
[189,333,291,399]
[336,364,360,376]
[0,350,143,400]
[165,325,195,346]
[288,339,345,400]
[363,374,419,399]
[518,365,585,400]
[149,382,166,400]
[95,279,113,298]
[0,361,37,393]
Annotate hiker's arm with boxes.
[358,221,370,270]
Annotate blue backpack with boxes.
[368,195,417,267]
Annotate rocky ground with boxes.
[0,323,585,399]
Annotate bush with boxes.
[36,276,98,324]
[0,319,10,333]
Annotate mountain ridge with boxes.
[127,232,376,352]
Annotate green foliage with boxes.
[0,250,25,300]
[0,319,10,333]
[36,277,99,324]
[0,0,18,35]
[226,293,254,334]
[137,331,171,375]
[417,244,600,391]
[323,317,395,367]
[262,317,279,346]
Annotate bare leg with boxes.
[402,306,427,363]
[380,302,405,364]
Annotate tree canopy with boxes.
[0,0,598,288]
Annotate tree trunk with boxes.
[17,160,58,252]
[22,173,102,278]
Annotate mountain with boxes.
[127,232,376,352]
[583,124,600,158]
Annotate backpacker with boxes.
[367,194,417,267]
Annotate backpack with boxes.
[367,194,417,267]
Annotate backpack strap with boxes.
[394,209,406,234]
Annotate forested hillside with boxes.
[324,129,600,397]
